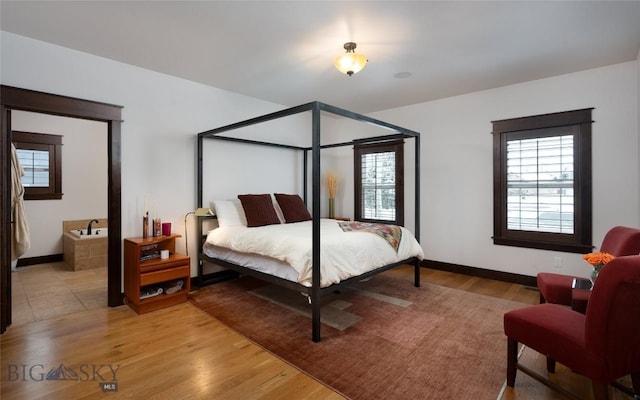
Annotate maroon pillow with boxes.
[237,194,281,227]
[274,193,312,223]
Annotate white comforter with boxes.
[203,219,424,287]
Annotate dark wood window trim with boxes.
[12,131,63,200]
[492,108,593,253]
[354,140,404,225]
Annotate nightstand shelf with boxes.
[124,234,190,314]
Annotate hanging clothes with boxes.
[11,143,30,260]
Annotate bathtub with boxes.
[69,228,109,239]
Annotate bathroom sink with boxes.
[68,228,108,239]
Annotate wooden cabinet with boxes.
[124,234,190,314]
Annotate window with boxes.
[12,131,63,200]
[492,109,593,253]
[354,140,404,225]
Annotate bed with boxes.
[197,101,422,342]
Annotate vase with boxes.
[142,215,149,239]
[590,266,602,285]
[329,198,335,219]
[153,218,162,237]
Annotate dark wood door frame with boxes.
[1,85,123,334]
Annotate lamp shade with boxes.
[334,42,367,76]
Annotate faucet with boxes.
[87,219,99,235]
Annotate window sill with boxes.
[493,236,592,254]
[24,193,63,201]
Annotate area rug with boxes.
[189,273,527,400]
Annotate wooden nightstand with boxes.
[124,234,190,314]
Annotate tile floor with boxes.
[11,262,107,326]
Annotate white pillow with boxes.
[271,194,286,224]
[212,199,247,227]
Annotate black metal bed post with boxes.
[303,150,308,205]
[197,135,203,209]
[311,102,322,342]
[196,134,204,285]
[414,134,421,287]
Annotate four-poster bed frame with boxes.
[196,101,421,342]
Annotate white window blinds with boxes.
[361,151,396,221]
[506,134,574,234]
[16,149,50,187]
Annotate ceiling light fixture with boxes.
[334,42,368,77]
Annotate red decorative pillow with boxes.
[274,193,312,223]
[237,194,281,227]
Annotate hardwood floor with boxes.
[1,299,344,400]
[1,265,633,399]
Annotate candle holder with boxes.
[142,213,149,239]
[153,218,162,237]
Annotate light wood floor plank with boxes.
[2,265,632,399]
[1,303,344,400]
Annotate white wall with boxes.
[3,31,638,281]
[200,112,310,204]
[1,32,289,276]
[12,111,108,257]
[365,61,639,279]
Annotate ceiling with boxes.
[2,1,640,114]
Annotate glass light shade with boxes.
[334,52,368,76]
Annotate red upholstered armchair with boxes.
[537,226,640,308]
[504,255,640,400]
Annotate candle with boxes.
[144,194,148,215]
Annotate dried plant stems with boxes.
[326,171,339,199]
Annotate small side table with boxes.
[571,277,592,314]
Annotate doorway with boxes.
[1,85,123,333]
[11,110,108,324]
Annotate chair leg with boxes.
[592,381,610,400]
[546,356,556,373]
[507,338,518,387]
